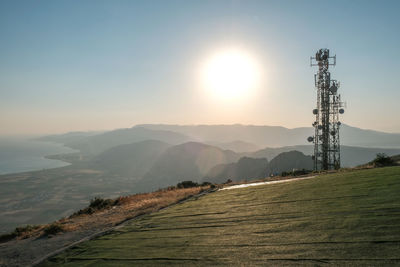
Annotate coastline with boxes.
[0,138,78,176]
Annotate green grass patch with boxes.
[41,167,400,266]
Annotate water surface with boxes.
[0,137,77,175]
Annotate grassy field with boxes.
[41,167,400,266]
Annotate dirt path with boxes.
[220,175,317,191]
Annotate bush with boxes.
[177,181,199,188]
[373,153,395,167]
[292,169,312,176]
[13,225,40,236]
[43,223,64,236]
[281,169,312,177]
[89,197,115,210]
[225,179,233,184]
[71,197,116,217]
[0,225,41,242]
[281,171,289,177]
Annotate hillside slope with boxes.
[268,150,313,174]
[90,140,171,178]
[205,157,269,183]
[42,167,400,266]
[137,142,240,191]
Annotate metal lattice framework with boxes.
[308,49,345,171]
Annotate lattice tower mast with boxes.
[308,49,345,171]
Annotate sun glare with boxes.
[202,48,260,101]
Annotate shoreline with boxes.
[0,139,78,176]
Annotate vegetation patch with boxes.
[280,168,312,177]
[372,153,396,167]
[71,197,117,216]
[43,223,64,236]
[0,225,41,242]
[176,181,199,188]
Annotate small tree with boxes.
[373,153,395,167]
[177,181,199,188]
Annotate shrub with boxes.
[0,225,41,242]
[373,153,395,167]
[292,169,312,176]
[281,169,312,177]
[89,197,115,210]
[13,225,40,236]
[43,223,64,236]
[281,171,289,177]
[71,197,116,217]
[177,181,199,188]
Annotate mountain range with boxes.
[137,124,400,149]
[36,124,400,192]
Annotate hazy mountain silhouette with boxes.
[205,140,261,153]
[138,124,310,147]
[36,131,101,144]
[38,124,400,157]
[137,124,400,148]
[205,157,269,184]
[137,142,240,191]
[268,151,313,174]
[204,151,312,184]
[250,145,400,167]
[90,140,170,179]
[35,124,400,193]
[58,127,191,155]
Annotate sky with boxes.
[0,0,399,135]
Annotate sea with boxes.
[0,137,78,175]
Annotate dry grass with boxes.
[1,186,208,242]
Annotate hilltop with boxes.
[39,166,400,266]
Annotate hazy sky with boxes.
[1,0,399,135]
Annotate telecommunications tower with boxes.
[308,49,345,171]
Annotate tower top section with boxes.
[310,48,336,68]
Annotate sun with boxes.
[202,48,260,101]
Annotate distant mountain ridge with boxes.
[137,142,240,191]
[34,124,400,193]
[137,124,400,149]
[91,140,171,179]
[204,140,261,153]
[39,127,191,156]
[204,151,313,184]
[250,145,400,167]
[38,124,400,155]
[205,157,269,184]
